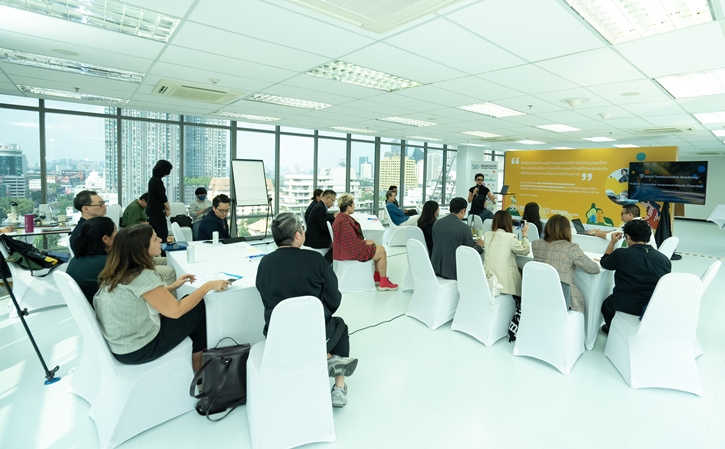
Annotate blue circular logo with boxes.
[636,152,646,161]
[698,165,706,173]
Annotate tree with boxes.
[0,197,34,220]
[184,176,211,187]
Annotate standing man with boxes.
[599,220,671,334]
[196,194,232,241]
[589,204,657,248]
[306,189,337,263]
[431,197,484,280]
[122,193,149,227]
[69,190,107,249]
[467,173,496,205]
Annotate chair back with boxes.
[406,226,426,248]
[326,222,334,243]
[638,273,702,335]
[169,202,187,217]
[260,296,326,381]
[171,222,188,243]
[521,261,567,315]
[456,246,492,304]
[407,239,438,288]
[514,222,539,243]
[701,261,721,293]
[106,204,122,229]
[467,215,483,231]
[482,219,492,234]
[657,236,679,259]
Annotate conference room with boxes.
[1,1,725,448]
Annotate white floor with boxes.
[1,219,724,449]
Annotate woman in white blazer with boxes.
[483,211,531,298]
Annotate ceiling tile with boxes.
[645,114,699,127]
[676,94,725,113]
[145,63,274,94]
[331,99,416,116]
[121,0,195,17]
[1,64,140,93]
[620,100,687,117]
[393,85,481,108]
[279,74,385,100]
[586,79,671,105]
[480,65,578,95]
[363,93,443,113]
[532,110,591,124]
[433,75,524,101]
[536,48,645,86]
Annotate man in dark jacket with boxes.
[431,197,484,279]
[196,194,232,241]
[305,189,337,263]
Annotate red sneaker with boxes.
[377,277,398,291]
[373,271,381,285]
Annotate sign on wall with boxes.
[470,161,500,193]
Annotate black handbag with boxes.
[190,337,250,421]
[1,234,63,277]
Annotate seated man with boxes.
[600,219,671,334]
[385,190,418,226]
[196,194,232,241]
[588,204,657,248]
[388,185,417,216]
[256,213,357,407]
[69,190,107,250]
[122,193,149,227]
[431,197,484,280]
[305,189,337,263]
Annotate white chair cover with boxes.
[405,239,459,330]
[513,262,585,375]
[657,236,679,259]
[171,222,190,243]
[383,208,408,247]
[482,219,492,234]
[246,296,335,449]
[451,246,515,346]
[604,272,704,395]
[106,204,122,229]
[169,202,187,217]
[53,272,195,449]
[694,261,720,357]
[302,245,329,257]
[402,226,426,292]
[329,220,374,292]
[467,214,484,231]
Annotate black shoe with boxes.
[601,324,610,335]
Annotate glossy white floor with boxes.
[1,219,724,449]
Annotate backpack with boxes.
[1,234,64,277]
[170,214,193,228]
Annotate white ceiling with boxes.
[1,0,725,156]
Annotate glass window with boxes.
[0,94,37,107]
[238,122,275,131]
[351,134,375,141]
[318,130,346,138]
[121,108,180,121]
[0,108,40,222]
[280,126,313,135]
[279,135,313,213]
[379,141,402,211]
[350,141,375,212]
[317,138,347,199]
[402,143,424,209]
[45,100,106,114]
[444,149,458,204]
[236,130,275,236]
[184,116,229,126]
[425,148,444,205]
[184,125,230,203]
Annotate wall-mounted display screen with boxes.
[628,161,707,205]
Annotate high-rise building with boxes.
[379,156,416,192]
[184,117,228,179]
[279,167,368,212]
[0,144,29,198]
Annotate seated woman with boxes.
[94,224,229,370]
[522,202,545,239]
[483,210,531,299]
[332,193,398,291]
[531,214,600,312]
[417,200,439,256]
[304,188,323,224]
[66,217,117,306]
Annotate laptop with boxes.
[494,185,509,195]
[571,219,590,235]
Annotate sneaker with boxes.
[331,384,348,408]
[377,277,398,291]
[373,271,381,285]
[327,355,358,378]
[601,324,610,335]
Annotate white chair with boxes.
[514,222,539,243]
[53,272,196,449]
[451,246,516,346]
[328,221,375,292]
[1,240,66,318]
[694,261,721,357]
[402,226,427,292]
[467,214,484,232]
[383,208,408,247]
[171,222,192,243]
[657,236,679,259]
[302,245,329,257]
[106,204,122,229]
[246,296,335,449]
[513,262,585,375]
[405,239,459,330]
[169,202,187,217]
[482,219,492,234]
[604,273,704,395]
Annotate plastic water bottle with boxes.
[187,245,195,263]
[212,231,219,246]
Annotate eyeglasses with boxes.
[90,201,106,207]
[216,208,230,214]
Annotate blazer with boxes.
[483,229,530,296]
[305,201,334,249]
[431,213,481,280]
[531,239,600,312]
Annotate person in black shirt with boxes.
[256,213,357,408]
[66,217,117,306]
[305,189,337,263]
[69,190,107,251]
[304,188,323,224]
[417,200,439,256]
[196,194,232,241]
[599,219,671,334]
[467,173,496,206]
[146,160,172,243]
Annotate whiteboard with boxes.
[231,159,269,207]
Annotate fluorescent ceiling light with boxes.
[329,126,375,133]
[212,111,281,122]
[465,143,490,147]
[613,144,639,148]
[306,60,422,92]
[694,111,725,124]
[378,117,436,127]
[712,130,725,137]
[457,102,525,118]
[655,68,725,99]
[18,85,128,105]
[0,47,143,82]
[244,93,331,110]
[564,0,714,45]
[517,140,545,145]
[2,0,181,42]
[406,136,441,142]
[582,136,616,142]
[535,124,581,132]
[460,131,501,138]
[552,147,574,149]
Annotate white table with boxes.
[167,241,267,348]
[352,213,385,245]
[572,233,610,253]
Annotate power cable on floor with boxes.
[349,313,405,336]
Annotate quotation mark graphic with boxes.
[581,173,593,181]
[511,157,520,164]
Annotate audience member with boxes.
[333,194,398,291]
[388,186,416,216]
[532,215,600,312]
[599,219,671,334]
[589,204,657,248]
[431,197,483,280]
[189,187,212,224]
[256,213,358,408]
[122,193,148,227]
[467,173,496,204]
[66,217,117,306]
[522,202,545,239]
[483,211,530,298]
[417,200,439,256]
[196,194,231,241]
[306,189,337,263]
[95,224,229,370]
[69,190,107,250]
[385,190,418,226]
[146,160,173,244]
[304,188,323,224]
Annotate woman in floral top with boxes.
[332,194,398,291]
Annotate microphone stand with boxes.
[264,197,272,239]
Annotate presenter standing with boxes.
[467,173,496,205]
[146,160,173,244]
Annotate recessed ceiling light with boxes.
[563,0,713,45]
[517,140,545,145]
[306,60,422,92]
[378,117,436,127]
[466,143,490,147]
[51,48,79,56]
[712,130,725,137]
[694,112,725,124]
[406,136,441,141]
[244,93,331,110]
[457,102,525,118]
[0,47,144,83]
[3,0,181,42]
[329,126,376,133]
[18,85,128,105]
[460,131,501,138]
[552,147,574,149]
[211,111,281,122]
[613,144,639,148]
[535,124,581,132]
[621,92,640,97]
[582,136,616,142]
[656,68,725,99]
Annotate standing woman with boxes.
[147,160,173,243]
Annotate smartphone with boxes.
[517,220,526,229]
[226,278,237,283]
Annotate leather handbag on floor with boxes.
[190,337,250,421]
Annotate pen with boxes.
[248,254,265,260]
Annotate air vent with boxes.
[152,80,242,104]
[483,137,518,143]
[631,127,686,136]
[697,152,721,155]
[288,0,462,33]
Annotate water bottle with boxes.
[212,231,219,246]
[187,245,195,263]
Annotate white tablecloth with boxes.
[352,213,385,245]
[167,241,267,348]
